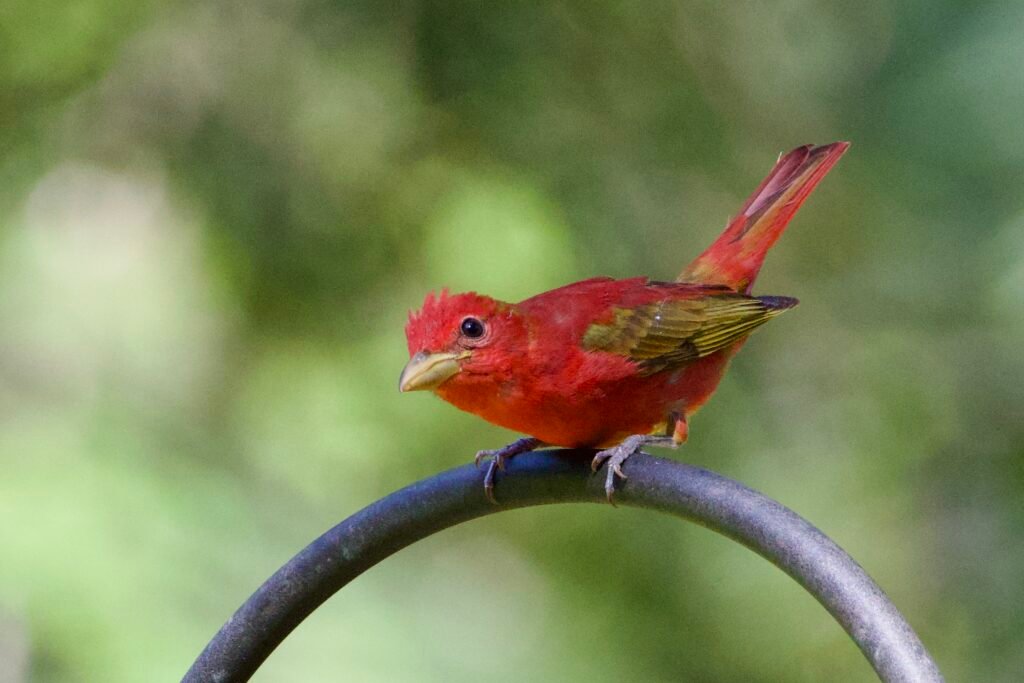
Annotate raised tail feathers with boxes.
[679,142,850,293]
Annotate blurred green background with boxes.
[2,1,1022,681]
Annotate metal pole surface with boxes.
[183,451,944,683]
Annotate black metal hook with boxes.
[182,450,943,682]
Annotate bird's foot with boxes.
[475,437,543,504]
[591,435,677,505]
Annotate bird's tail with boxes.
[678,142,850,293]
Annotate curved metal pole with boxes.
[182,451,943,682]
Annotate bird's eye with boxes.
[460,317,486,339]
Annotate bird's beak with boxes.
[398,350,469,392]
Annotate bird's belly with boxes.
[447,351,734,448]
[482,393,659,447]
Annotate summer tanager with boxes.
[400,142,849,502]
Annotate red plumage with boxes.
[401,143,849,496]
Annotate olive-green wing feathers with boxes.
[582,294,797,376]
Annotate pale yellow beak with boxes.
[398,351,468,392]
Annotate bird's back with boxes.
[499,277,793,446]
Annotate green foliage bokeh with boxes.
[1,2,1022,681]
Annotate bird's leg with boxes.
[671,412,689,444]
[475,437,544,504]
[591,435,677,504]
[593,413,687,504]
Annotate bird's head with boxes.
[399,290,526,394]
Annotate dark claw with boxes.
[591,445,634,505]
[605,467,619,506]
[592,434,678,504]
[474,437,542,504]
[483,459,500,505]
[475,449,505,472]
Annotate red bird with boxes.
[400,143,849,502]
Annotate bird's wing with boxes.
[581,293,795,376]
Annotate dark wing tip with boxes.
[758,295,800,311]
